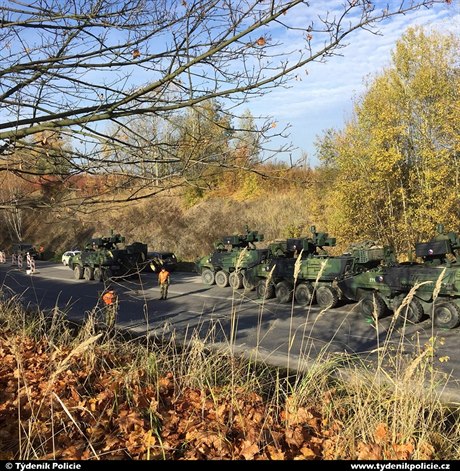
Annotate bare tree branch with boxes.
[0,0,447,210]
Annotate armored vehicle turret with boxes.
[70,230,147,282]
[195,227,267,289]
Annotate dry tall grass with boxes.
[0,285,459,460]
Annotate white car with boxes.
[62,250,81,266]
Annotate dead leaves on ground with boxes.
[0,333,435,460]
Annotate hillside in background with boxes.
[2,154,459,264]
[0,165,334,262]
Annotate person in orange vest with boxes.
[158,266,170,300]
[102,289,117,305]
[102,289,118,328]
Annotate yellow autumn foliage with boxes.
[317,26,460,254]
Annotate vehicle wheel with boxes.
[229,271,243,289]
[256,279,275,300]
[433,301,460,329]
[215,270,230,288]
[295,282,315,305]
[275,281,293,304]
[201,268,215,285]
[94,267,103,282]
[63,260,67,266]
[83,266,94,281]
[242,274,255,291]
[316,285,339,309]
[73,265,84,280]
[102,268,113,282]
[360,292,387,320]
[394,295,424,326]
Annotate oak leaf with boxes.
[239,440,259,460]
[266,444,285,460]
[299,446,317,459]
[392,443,414,460]
[285,427,304,447]
[357,442,382,460]
[117,410,145,433]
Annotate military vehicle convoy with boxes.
[339,224,460,329]
[195,227,267,289]
[200,223,460,329]
[63,223,460,329]
[69,231,147,282]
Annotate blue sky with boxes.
[1,0,457,169]
[247,1,459,167]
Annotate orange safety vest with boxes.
[102,290,117,306]
[158,270,170,285]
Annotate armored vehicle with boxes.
[246,226,345,306]
[195,227,267,289]
[247,227,392,308]
[334,242,396,319]
[339,224,460,329]
[147,251,178,272]
[70,230,147,282]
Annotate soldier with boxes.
[158,266,170,300]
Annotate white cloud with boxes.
[247,1,459,165]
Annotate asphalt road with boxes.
[1,261,459,402]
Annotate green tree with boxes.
[32,131,72,176]
[173,101,233,185]
[233,110,262,166]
